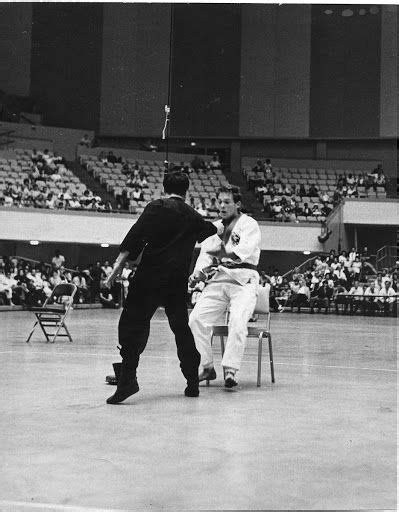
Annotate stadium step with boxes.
[226,170,271,219]
[68,160,118,208]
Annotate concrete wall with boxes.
[342,199,399,225]
[0,4,32,96]
[0,207,323,252]
[0,121,94,160]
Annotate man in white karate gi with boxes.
[189,185,261,388]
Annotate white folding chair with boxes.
[26,284,77,343]
[210,284,275,387]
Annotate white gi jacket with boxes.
[194,214,261,286]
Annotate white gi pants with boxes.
[189,275,258,371]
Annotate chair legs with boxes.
[26,320,39,343]
[26,314,73,343]
[257,333,263,387]
[209,331,275,387]
[268,333,275,383]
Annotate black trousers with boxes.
[118,275,200,384]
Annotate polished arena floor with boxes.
[0,308,397,511]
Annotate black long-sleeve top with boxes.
[120,197,217,284]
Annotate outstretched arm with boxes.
[105,251,130,288]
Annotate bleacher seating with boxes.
[80,153,231,217]
[242,163,387,223]
[0,149,92,208]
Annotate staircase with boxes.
[68,160,118,208]
[225,170,270,219]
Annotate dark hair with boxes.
[163,170,189,196]
[217,185,241,203]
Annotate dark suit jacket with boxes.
[120,197,217,287]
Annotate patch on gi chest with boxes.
[231,231,240,246]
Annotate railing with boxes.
[282,254,326,281]
[375,246,398,271]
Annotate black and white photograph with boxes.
[0,2,397,511]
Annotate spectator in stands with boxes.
[207,197,219,215]
[298,184,307,198]
[334,282,349,314]
[302,202,311,217]
[347,184,358,198]
[377,280,396,315]
[99,285,119,308]
[311,204,321,219]
[121,262,132,300]
[107,151,117,164]
[191,155,205,172]
[68,193,81,209]
[52,250,65,270]
[196,199,208,217]
[72,271,89,303]
[364,280,380,315]
[209,153,221,170]
[0,270,17,305]
[271,201,283,221]
[80,134,92,147]
[293,278,310,312]
[136,175,148,188]
[270,270,283,287]
[49,269,63,288]
[321,202,332,217]
[45,192,56,209]
[13,268,30,306]
[308,184,318,197]
[131,186,144,202]
[309,281,333,314]
[348,279,364,313]
[91,261,103,302]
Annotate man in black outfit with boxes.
[105,170,218,404]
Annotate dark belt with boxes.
[220,262,258,271]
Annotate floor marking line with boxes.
[0,500,129,512]
[0,350,396,373]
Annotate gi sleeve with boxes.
[230,217,261,262]
[195,213,217,243]
[119,201,161,260]
[193,233,222,272]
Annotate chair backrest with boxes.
[254,284,270,315]
[49,284,77,305]
[52,283,76,298]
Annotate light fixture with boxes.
[303,250,311,255]
[30,240,39,246]
[342,9,354,17]
[100,243,110,248]
[359,8,367,15]
[190,142,196,147]
[369,7,379,15]
[324,9,333,15]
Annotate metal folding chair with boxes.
[26,283,77,343]
[210,284,275,387]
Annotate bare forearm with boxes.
[108,251,130,282]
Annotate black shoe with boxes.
[198,367,217,382]
[105,375,117,385]
[105,362,122,385]
[224,371,238,389]
[106,363,139,404]
[106,380,139,404]
[184,385,199,397]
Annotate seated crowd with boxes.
[266,248,397,316]
[0,251,137,309]
[245,158,387,222]
[84,151,227,218]
[0,148,110,211]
